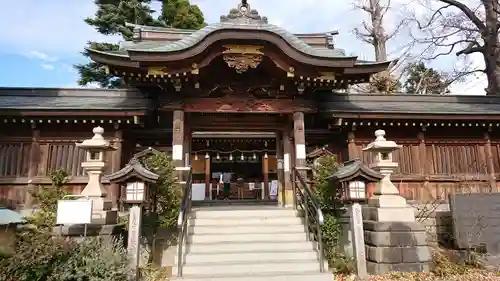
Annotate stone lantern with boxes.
[105,157,159,280]
[328,158,383,262]
[362,129,414,222]
[328,159,383,202]
[76,126,117,225]
[362,130,430,274]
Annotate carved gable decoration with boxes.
[220,1,268,24]
[222,45,264,74]
[181,93,316,113]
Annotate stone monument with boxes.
[362,130,430,274]
[76,126,118,225]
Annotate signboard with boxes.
[56,200,93,225]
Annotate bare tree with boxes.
[412,0,500,95]
[353,0,405,61]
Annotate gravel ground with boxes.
[334,270,500,281]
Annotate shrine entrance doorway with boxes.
[186,113,286,202]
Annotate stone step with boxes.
[190,216,303,227]
[183,250,319,264]
[192,200,278,207]
[173,272,333,281]
[189,224,305,235]
[180,260,322,277]
[188,232,307,244]
[187,241,315,254]
[192,208,296,219]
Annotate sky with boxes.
[0,0,487,95]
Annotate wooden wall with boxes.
[343,126,496,202]
[0,123,126,209]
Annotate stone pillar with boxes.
[172,110,185,167]
[362,130,430,274]
[283,123,293,206]
[293,112,306,168]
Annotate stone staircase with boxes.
[173,205,331,281]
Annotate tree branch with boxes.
[438,0,486,31]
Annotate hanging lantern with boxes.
[205,152,210,159]
[253,152,257,160]
[229,153,233,161]
[217,153,220,160]
[194,153,198,161]
[264,152,268,159]
[240,153,244,160]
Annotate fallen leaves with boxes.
[334,270,500,281]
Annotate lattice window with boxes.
[427,144,486,175]
[46,143,86,176]
[0,143,31,177]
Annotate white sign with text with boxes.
[56,200,93,225]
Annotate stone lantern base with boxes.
[362,220,431,274]
[88,197,118,225]
[52,224,125,242]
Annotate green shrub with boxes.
[28,169,69,228]
[51,237,131,281]
[0,231,73,281]
[311,155,353,273]
[0,231,130,281]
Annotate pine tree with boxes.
[404,62,450,95]
[75,0,205,88]
[160,0,205,29]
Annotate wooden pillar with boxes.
[283,127,293,194]
[484,131,497,192]
[205,154,211,199]
[183,123,191,167]
[109,125,123,208]
[172,110,185,167]
[347,128,358,160]
[263,154,269,199]
[276,131,285,206]
[418,130,427,201]
[25,125,40,209]
[293,112,306,168]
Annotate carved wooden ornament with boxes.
[222,45,264,73]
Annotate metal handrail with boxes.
[176,166,193,277]
[292,166,325,272]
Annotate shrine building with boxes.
[1,1,500,208]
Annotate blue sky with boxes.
[0,0,487,94]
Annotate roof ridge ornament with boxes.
[220,1,268,24]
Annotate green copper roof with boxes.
[126,22,347,58]
[91,2,348,59]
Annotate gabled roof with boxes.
[87,2,391,72]
[307,147,335,159]
[126,22,340,49]
[120,23,347,59]
[328,159,383,183]
[104,157,159,183]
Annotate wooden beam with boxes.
[3,111,145,117]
